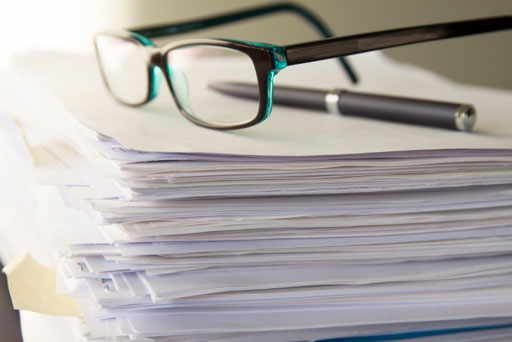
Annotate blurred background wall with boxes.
[1,0,510,89]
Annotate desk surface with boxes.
[0,264,22,341]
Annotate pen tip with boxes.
[454,104,476,131]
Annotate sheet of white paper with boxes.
[5,51,512,157]
[120,297,512,334]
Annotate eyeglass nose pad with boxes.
[168,68,193,113]
[149,67,164,101]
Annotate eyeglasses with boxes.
[94,3,511,130]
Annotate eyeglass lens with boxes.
[95,34,150,105]
[96,35,262,127]
[165,45,260,126]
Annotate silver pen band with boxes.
[325,88,344,115]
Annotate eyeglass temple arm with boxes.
[285,16,512,67]
[128,2,358,84]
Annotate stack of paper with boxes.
[1,50,512,342]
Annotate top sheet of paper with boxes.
[8,51,512,156]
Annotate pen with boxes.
[208,82,476,131]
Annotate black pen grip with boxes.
[272,86,326,111]
[338,91,475,130]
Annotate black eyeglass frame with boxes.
[94,3,511,130]
[94,33,288,130]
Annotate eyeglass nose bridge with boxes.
[145,47,189,112]
[144,47,168,101]
[147,47,165,67]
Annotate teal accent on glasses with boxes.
[129,32,155,47]
[150,67,163,101]
[263,70,278,122]
[271,48,288,70]
[253,43,287,121]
